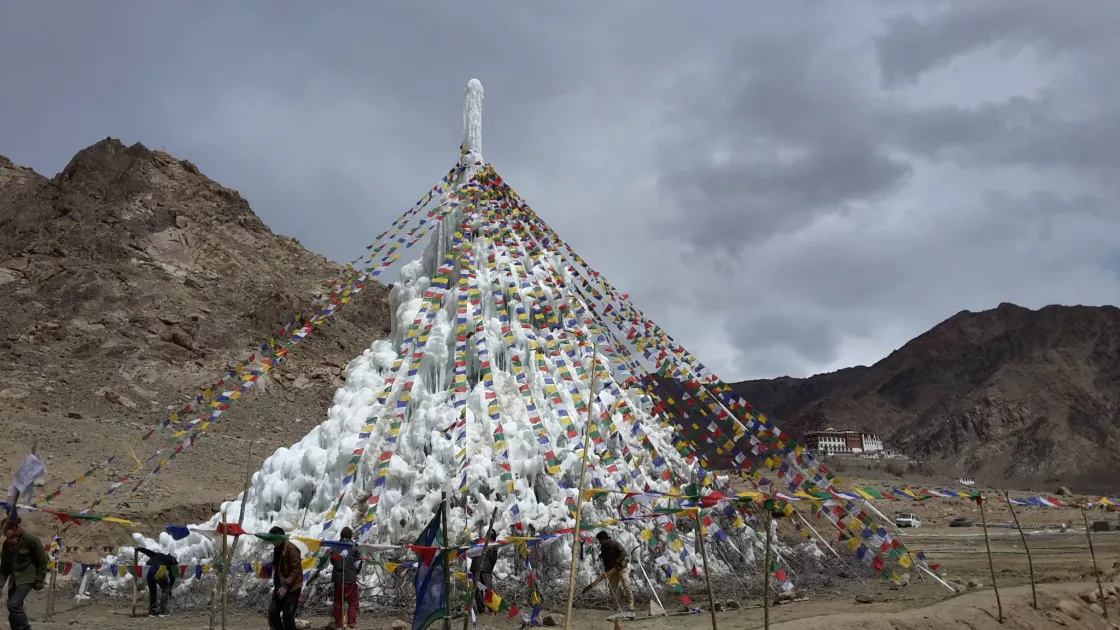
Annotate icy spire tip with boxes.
[462,79,484,161]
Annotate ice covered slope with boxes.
[126,164,714,584]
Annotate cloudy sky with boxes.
[3,1,1118,381]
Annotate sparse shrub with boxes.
[885,461,906,477]
[907,462,932,476]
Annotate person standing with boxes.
[329,527,362,630]
[268,526,303,630]
[595,531,634,613]
[0,513,48,630]
[137,547,178,617]
[470,530,499,613]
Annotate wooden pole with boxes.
[220,512,229,630]
[130,547,141,617]
[46,527,59,621]
[563,340,599,630]
[214,443,253,630]
[694,507,719,630]
[1002,491,1036,609]
[463,507,499,630]
[236,442,255,528]
[442,492,452,630]
[763,507,772,630]
[46,558,57,621]
[1081,508,1108,619]
[977,494,1002,623]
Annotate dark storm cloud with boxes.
[2,1,1118,380]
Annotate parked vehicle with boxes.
[949,516,972,527]
[894,513,922,528]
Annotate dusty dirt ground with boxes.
[19,580,1120,629]
[19,530,1120,629]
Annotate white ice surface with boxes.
[108,132,791,588]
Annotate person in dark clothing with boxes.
[268,526,303,630]
[595,531,634,612]
[329,527,362,630]
[137,547,177,617]
[1,512,48,630]
[470,530,499,613]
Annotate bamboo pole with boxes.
[1002,490,1036,609]
[694,507,719,630]
[637,548,666,616]
[463,507,499,630]
[763,507,772,630]
[442,492,452,630]
[563,340,599,630]
[860,498,954,592]
[1081,508,1108,619]
[130,547,141,617]
[794,510,839,558]
[977,494,1002,623]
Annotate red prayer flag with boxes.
[216,523,247,537]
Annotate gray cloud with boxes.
[654,2,1120,377]
[875,1,1120,86]
[2,1,1118,381]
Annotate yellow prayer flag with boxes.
[295,537,322,553]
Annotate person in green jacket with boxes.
[1,512,49,630]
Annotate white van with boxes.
[894,513,922,528]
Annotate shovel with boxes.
[580,566,620,596]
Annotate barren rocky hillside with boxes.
[0,139,392,524]
[731,303,1120,493]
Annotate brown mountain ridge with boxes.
[731,302,1120,494]
[0,138,392,520]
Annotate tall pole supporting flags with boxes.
[1003,490,1037,610]
[564,340,599,630]
[441,492,452,630]
[977,494,1002,623]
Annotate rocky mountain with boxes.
[0,139,392,522]
[730,303,1120,493]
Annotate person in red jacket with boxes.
[267,527,303,630]
[329,527,362,630]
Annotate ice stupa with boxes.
[119,79,937,593]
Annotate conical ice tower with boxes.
[122,79,940,597]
